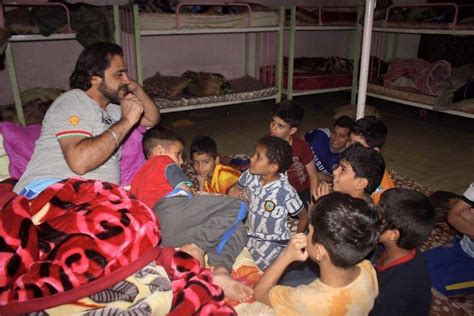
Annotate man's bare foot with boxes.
[213,269,254,302]
[180,243,205,266]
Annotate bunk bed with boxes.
[119,2,284,113]
[284,5,362,103]
[0,0,120,126]
[363,3,474,119]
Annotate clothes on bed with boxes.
[371,170,396,204]
[269,260,378,316]
[131,155,247,271]
[13,89,122,194]
[239,170,303,271]
[287,136,314,206]
[203,162,241,194]
[304,128,343,177]
[370,247,431,316]
[424,182,474,297]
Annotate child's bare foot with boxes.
[213,268,254,302]
[180,243,205,266]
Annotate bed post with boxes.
[287,5,296,101]
[356,0,376,119]
[351,6,363,105]
[133,4,143,85]
[276,6,284,103]
[113,5,121,45]
[5,43,25,126]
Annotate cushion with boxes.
[0,122,145,186]
[0,122,41,179]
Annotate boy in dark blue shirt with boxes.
[370,188,435,316]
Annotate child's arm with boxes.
[305,160,320,202]
[228,183,246,200]
[296,207,309,233]
[254,233,308,305]
[448,199,474,238]
[314,182,332,200]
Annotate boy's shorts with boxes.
[297,189,311,209]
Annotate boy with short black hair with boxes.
[349,116,395,203]
[230,136,309,271]
[305,115,355,183]
[370,188,435,316]
[317,143,386,202]
[131,126,252,302]
[254,192,381,315]
[190,135,240,194]
[270,101,319,209]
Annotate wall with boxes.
[0,0,422,105]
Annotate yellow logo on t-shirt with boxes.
[69,115,80,126]
[264,200,276,212]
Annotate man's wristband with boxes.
[108,128,120,148]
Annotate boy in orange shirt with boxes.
[190,135,240,194]
[349,116,395,203]
[254,192,381,315]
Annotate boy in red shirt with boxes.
[131,126,252,302]
[270,101,319,220]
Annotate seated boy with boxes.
[270,101,319,210]
[304,115,355,183]
[349,115,395,203]
[190,135,240,194]
[229,136,309,271]
[130,126,252,301]
[316,143,386,202]
[254,192,381,315]
[424,182,474,297]
[370,188,435,316]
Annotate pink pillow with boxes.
[0,122,41,179]
[0,122,145,185]
[120,126,146,186]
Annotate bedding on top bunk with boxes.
[285,7,358,27]
[135,2,279,30]
[369,2,474,30]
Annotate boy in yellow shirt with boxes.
[254,192,380,316]
[190,135,240,194]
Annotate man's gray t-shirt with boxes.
[14,89,122,193]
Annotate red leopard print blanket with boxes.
[0,178,235,315]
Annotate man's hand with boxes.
[461,208,474,224]
[125,78,142,94]
[121,93,144,126]
[282,233,308,263]
[314,182,332,200]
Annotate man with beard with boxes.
[13,42,160,196]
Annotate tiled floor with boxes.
[161,92,474,195]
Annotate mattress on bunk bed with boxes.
[285,7,358,26]
[368,83,474,114]
[139,10,279,30]
[153,75,277,110]
[286,72,352,91]
[372,20,474,30]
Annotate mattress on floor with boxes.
[139,10,279,30]
[368,83,474,115]
[154,75,278,110]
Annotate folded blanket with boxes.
[384,58,451,96]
